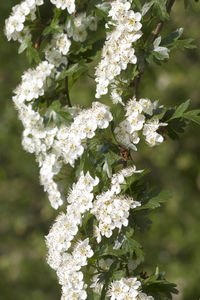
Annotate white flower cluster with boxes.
[111,165,143,194]
[46,172,98,299]
[53,102,113,167]
[5,0,44,42]
[95,0,142,99]
[92,166,141,243]
[92,192,140,243]
[13,61,54,107]
[143,118,167,147]
[12,51,112,210]
[115,98,167,149]
[50,0,75,14]
[46,172,98,269]
[15,71,111,208]
[110,79,128,105]
[66,12,98,42]
[49,236,93,300]
[107,277,154,300]
[45,33,71,67]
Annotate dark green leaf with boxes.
[183,109,200,125]
[169,99,190,120]
[138,190,172,210]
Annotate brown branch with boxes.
[132,0,176,99]
[152,0,176,43]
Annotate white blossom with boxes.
[92,190,140,242]
[107,277,141,300]
[4,0,44,42]
[95,0,142,99]
[50,0,75,14]
[115,98,167,151]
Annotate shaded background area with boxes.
[0,1,199,299]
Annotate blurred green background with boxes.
[0,1,199,300]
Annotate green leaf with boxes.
[18,37,31,54]
[161,28,184,49]
[112,270,126,281]
[142,1,154,16]
[154,0,169,20]
[132,0,142,11]
[79,150,96,178]
[176,38,197,50]
[183,109,200,125]
[43,100,73,127]
[169,99,190,120]
[100,261,120,300]
[125,235,144,260]
[138,190,172,210]
[26,46,41,64]
[100,247,127,258]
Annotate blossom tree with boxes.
[5,0,200,299]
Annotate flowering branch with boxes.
[4,0,199,299]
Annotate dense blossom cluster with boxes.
[115,98,167,149]
[46,172,98,270]
[92,192,140,242]
[107,277,153,300]
[46,172,98,299]
[4,0,44,42]
[13,61,54,106]
[66,12,98,42]
[45,33,71,67]
[12,52,112,210]
[92,166,141,243]
[95,0,142,99]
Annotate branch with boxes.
[152,0,176,43]
[132,0,176,99]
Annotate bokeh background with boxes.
[0,1,199,299]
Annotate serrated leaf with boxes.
[138,190,172,210]
[125,235,144,260]
[169,99,190,120]
[161,28,184,49]
[176,38,197,49]
[183,109,200,125]
[100,247,126,258]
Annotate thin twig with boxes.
[152,0,175,43]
